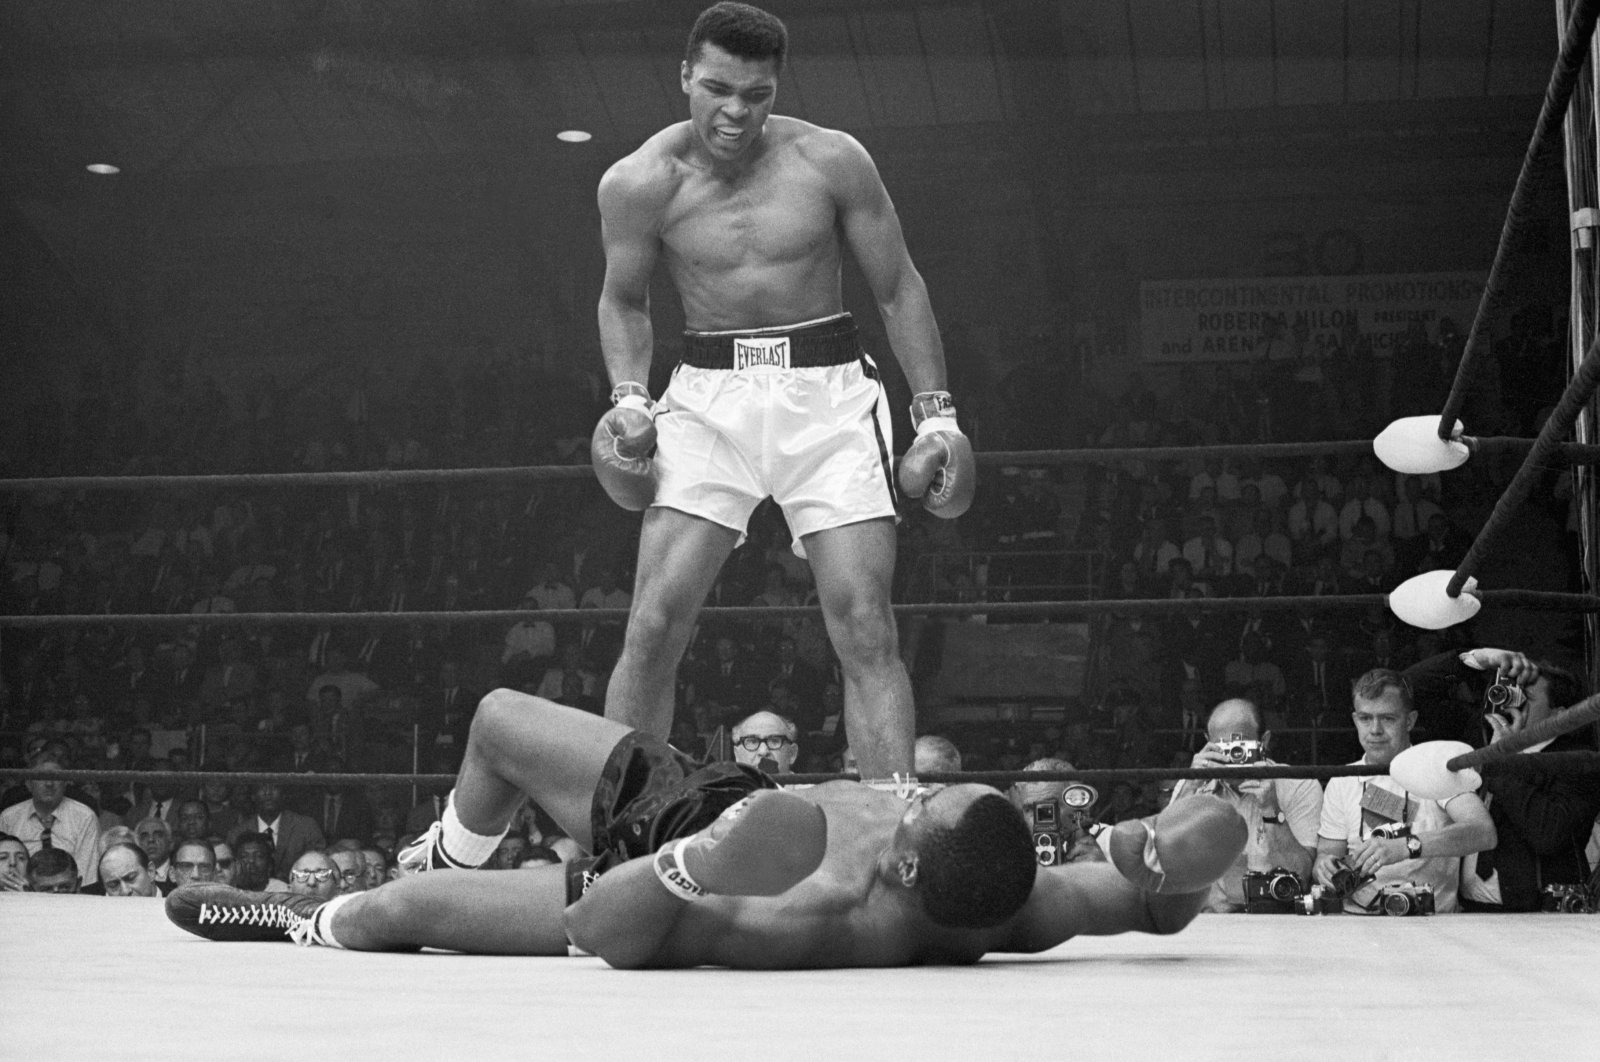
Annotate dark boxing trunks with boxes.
[564,731,776,905]
[679,313,862,370]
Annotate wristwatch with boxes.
[1405,835,1423,858]
[1261,811,1286,825]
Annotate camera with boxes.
[1243,867,1305,913]
[1296,884,1343,915]
[1028,801,1063,867]
[1327,858,1375,899]
[1376,882,1435,916]
[1540,884,1597,914]
[1216,733,1263,765]
[1485,668,1526,712]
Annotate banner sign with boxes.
[1139,272,1485,363]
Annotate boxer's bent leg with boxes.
[803,518,914,778]
[331,864,570,954]
[455,690,631,850]
[607,507,740,739]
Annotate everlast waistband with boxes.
[680,313,860,370]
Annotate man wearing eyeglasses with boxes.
[170,840,218,888]
[1167,698,1323,913]
[730,711,799,774]
[328,848,368,894]
[287,850,342,901]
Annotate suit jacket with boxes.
[316,790,377,845]
[1476,732,1600,911]
[230,810,327,880]
[122,796,186,831]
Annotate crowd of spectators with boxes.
[0,312,1591,893]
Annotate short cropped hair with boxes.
[914,735,963,774]
[917,793,1036,929]
[27,847,79,881]
[1352,668,1412,709]
[686,3,788,70]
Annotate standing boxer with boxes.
[589,3,974,779]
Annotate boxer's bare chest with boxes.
[660,149,838,272]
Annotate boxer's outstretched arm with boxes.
[998,796,1246,953]
[996,863,1211,953]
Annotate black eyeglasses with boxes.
[289,867,336,884]
[734,735,795,752]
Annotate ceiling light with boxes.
[556,130,592,143]
[86,163,121,175]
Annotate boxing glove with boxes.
[897,390,976,519]
[653,790,827,900]
[1103,795,1246,894]
[590,383,658,512]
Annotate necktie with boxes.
[38,813,55,849]
[264,822,275,847]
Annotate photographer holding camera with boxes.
[1405,647,1600,912]
[1008,758,1107,869]
[1166,699,1323,912]
[1315,669,1496,914]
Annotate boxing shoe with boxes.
[1105,795,1246,894]
[395,818,478,874]
[654,789,827,900]
[166,883,325,944]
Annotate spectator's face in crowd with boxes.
[234,840,272,889]
[329,849,365,893]
[136,820,173,866]
[0,839,27,877]
[26,763,67,813]
[731,712,798,772]
[288,852,340,900]
[1352,690,1414,767]
[101,848,158,898]
[360,849,385,890]
[494,836,529,870]
[170,842,216,887]
[253,784,282,820]
[212,842,236,885]
[176,801,209,840]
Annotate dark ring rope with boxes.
[1446,690,1600,771]
[5,590,1600,631]
[5,439,1599,495]
[1437,0,1600,439]
[15,756,1598,793]
[1447,329,1600,597]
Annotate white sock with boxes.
[311,893,356,948]
[438,790,507,868]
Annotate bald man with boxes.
[913,735,962,775]
[1166,698,1323,912]
[730,711,799,774]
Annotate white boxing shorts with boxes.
[652,313,898,551]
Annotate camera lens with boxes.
[1382,892,1413,917]
[1270,874,1299,901]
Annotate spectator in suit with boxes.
[97,842,169,897]
[417,660,478,755]
[123,761,184,830]
[534,642,599,702]
[199,635,259,716]
[231,783,326,880]
[133,816,175,882]
[174,799,210,843]
[155,643,205,723]
[198,774,243,840]
[689,635,760,732]
[329,847,368,894]
[170,839,217,888]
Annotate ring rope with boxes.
[4,439,1599,495]
[16,756,1599,793]
[6,591,1600,631]
[1437,0,1600,440]
[1446,329,1600,598]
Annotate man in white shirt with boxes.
[1314,669,1495,913]
[0,757,102,887]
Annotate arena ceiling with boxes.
[0,0,1564,196]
